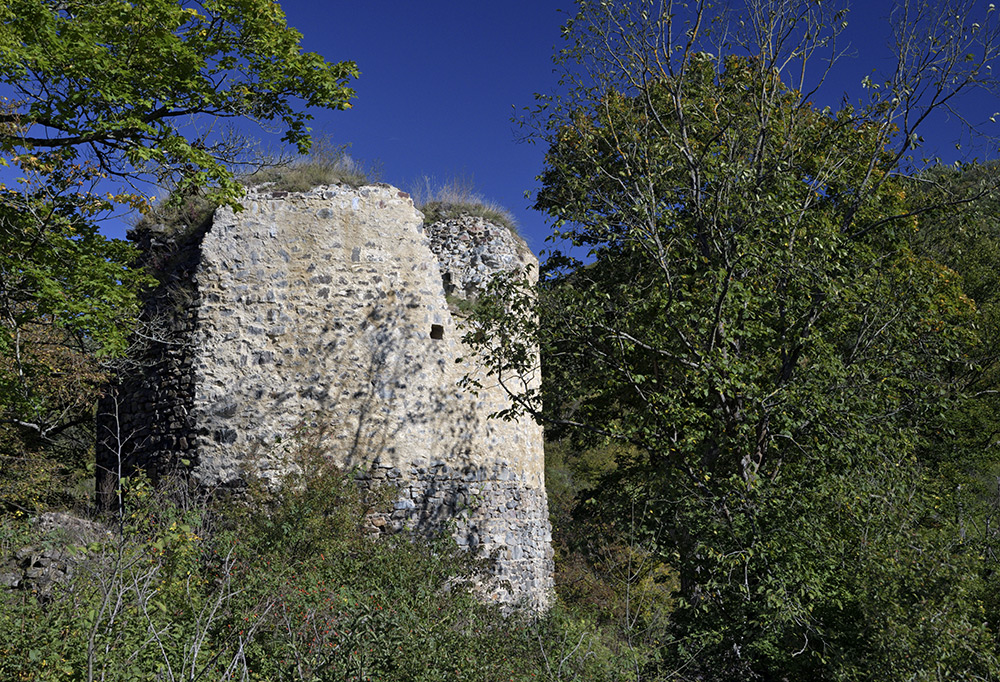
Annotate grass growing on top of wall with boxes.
[411,175,519,236]
[131,141,381,241]
[129,184,220,241]
[242,140,380,192]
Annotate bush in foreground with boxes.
[0,447,643,681]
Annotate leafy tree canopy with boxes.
[0,0,357,199]
[467,1,1000,678]
[0,0,357,507]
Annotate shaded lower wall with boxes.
[96,219,207,501]
[361,458,552,602]
[97,184,552,607]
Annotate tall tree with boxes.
[469,0,1000,678]
[0,0,357,510]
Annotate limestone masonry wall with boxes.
[97,184,552,606]
[424,213,533,300]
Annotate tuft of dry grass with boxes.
[409,175,519,235]
[241,140,380,192]
[132,139,380,238]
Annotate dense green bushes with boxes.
[0,447,644,681]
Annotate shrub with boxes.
[130,190,219,241]
[0,438,641,681]
[545,439,676,672]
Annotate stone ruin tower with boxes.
[96,184,552,606]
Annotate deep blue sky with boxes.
[264,0,998,254]
[72,1,996,249]
[270,0,568,253]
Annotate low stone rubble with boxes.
[1,512,110,596]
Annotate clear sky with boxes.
[269,0,569,253]
[41,0,989,249]
[264,0,998,255]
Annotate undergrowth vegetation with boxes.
[0,442,650,681]
[544,439,675,670]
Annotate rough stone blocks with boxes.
[97,184,552,607]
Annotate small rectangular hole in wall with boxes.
[430,324,444,340]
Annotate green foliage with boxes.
[0,186,148,357]
[904,162,1000,480]
[213,452,533,681]
[0,473,212,681]
[130,191,221,246]
[0,0,357,201]
[445,293,477,316]
[0,164,146,508]
[466,1,1000,678]
[902,161,1000,647]
[0,443,636,681]
[545,438,675,674]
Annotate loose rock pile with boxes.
[1,512,110,596]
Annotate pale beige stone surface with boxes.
[101,183,552,606]
[194,186,542,486]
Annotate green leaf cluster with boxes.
[0,444,633,681]
[0,0,357,201]
[470,21,999,679]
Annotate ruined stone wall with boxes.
[424,214,533,300]
[98,184,552,606]
[96,219,207,495]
